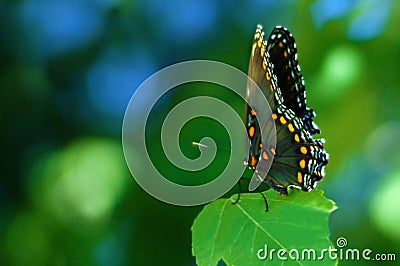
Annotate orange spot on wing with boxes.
[249,126,255,138]
[300,146,307,155]
[262,151,269,161]
[288,123,294,132]
[297,172,303,183]
[251,155,257,167]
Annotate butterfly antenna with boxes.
[191,141,208,148]
[191,141,231,154]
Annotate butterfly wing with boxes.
[267,105,328,194]
[267,26,320,135]
[245,25,282,188]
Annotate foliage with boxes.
[192,189,337,266]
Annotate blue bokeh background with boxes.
[1,0,399,265]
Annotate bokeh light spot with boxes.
[369,170,400,241]
[86,48,155,133]
[18,0,103,59]
[315,46,363,100]
[347,0,391,41]
[310,0,358,29]
[139,0,217,43]
[29,138,128,225]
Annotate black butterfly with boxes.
[242,24,328,210]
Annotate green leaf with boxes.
[192,189,337,266]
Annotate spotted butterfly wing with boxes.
[266,26,320,135]
[245,25,328,199]
[244,26,282,191]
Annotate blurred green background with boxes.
[1,0,399,265]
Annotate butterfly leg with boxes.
[265,178,288,196]
[233,177,269,211]
[232,179,242,205]
[254,187,269,212]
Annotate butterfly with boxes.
[242,24,328,211]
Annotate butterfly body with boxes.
[244,25,328,197]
